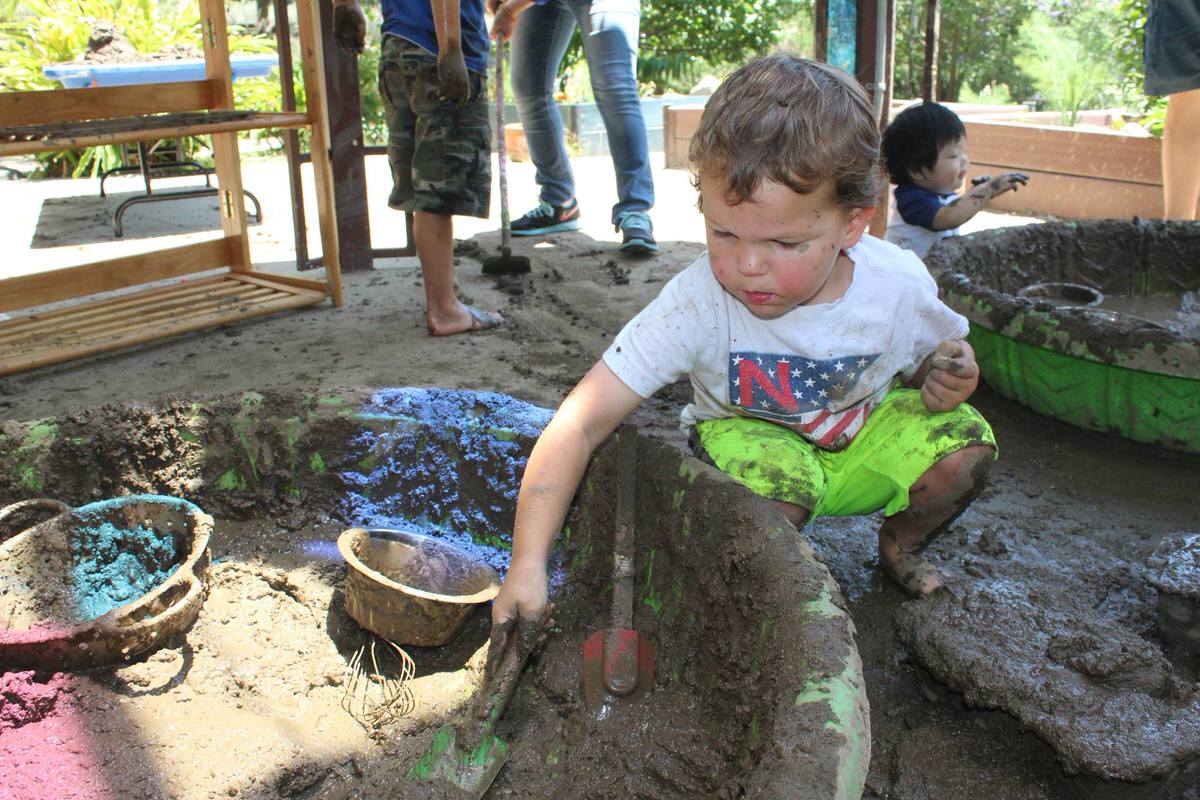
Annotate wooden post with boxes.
[922,0,940,102]
[318,0,373,273]
[200,0,252,272]
[870,0,896,240]
[815,0,829,62]
[294,0,345,306]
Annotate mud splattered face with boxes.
[912,136,969,194]
[700,174,874,319]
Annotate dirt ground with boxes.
[1,156,1198,798]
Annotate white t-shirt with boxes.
[602,235,969,451]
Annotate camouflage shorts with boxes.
[379,36,491,218]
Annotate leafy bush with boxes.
[1016,2,1129,126]
[0,0,278,177]
[893,0,1036,102]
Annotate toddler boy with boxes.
[882,101,1028,258]
[491,55,997,642]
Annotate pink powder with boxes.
[0,671,114,800]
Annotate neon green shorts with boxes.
[692,388,997,519]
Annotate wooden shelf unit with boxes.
[0,0,342,378]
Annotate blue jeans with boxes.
[510,0,655,225]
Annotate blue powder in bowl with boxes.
[70,518,179,621]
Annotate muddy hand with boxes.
[482,603,554,698]
[331,0,366,55]
[922,339,979,412]
[437,46,471,106]
[984,172,1029,197]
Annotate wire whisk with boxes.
[341,635,417,729]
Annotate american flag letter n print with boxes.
[728,351,884,448]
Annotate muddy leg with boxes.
[878,445,992,597]
[773,501,810,528]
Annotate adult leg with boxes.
[573,0,654,224]
[877,444,992,596]
[1162,87,1200,220]
[510,0,580,207]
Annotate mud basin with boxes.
[927,219,1200,453]
[0,387,867,799]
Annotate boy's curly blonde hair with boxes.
[689,53,882,209]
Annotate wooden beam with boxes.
[0,237,233,313]
[296,0,344,306]
[199,0,253,272]
[0,280,324,377]
[963,119,1162,184]
[0,111,309,157]
[0,81,218,127]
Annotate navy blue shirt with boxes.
[893,183,955,231]
[382,0,489,76]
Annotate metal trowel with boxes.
[582,425,654,711]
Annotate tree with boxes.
[559,0,808,92]
[893,0,1036,102]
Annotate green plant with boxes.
[1016,8,1115,126]
[893,0,1036,102]
[0,0,278,177]
[554,0,806,95]
[959,83,1013,105]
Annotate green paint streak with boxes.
[215,469,247,491]
[284,416,304,449]
[641,549,663,615]
[178,428,198,443]
[18,465,43,492]
[676,460,702,483]
[309,451,326,473]
[748,713,759,749]
[671,488,686,512]
[803,583,841,620]
[766,524,789,540]
[317,395,345,406]
[793,658,868,800]
[750,617,774,674]
[23,422,57,446]
[236,431,260,482]
[240,392,264,407]
[791,584,870,800]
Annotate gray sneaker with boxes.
[617,211,657,254]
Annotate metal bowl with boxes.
[337,527,500,647]
[1017,281,1104,308]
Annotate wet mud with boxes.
[0,390,864,799]
[895,580,1199,781]
[928,219,1200,375]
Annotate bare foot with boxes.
[427,303,505,337]
[878,550,944,598]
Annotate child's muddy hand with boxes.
[987,172,1028,197]
[921,339,979,412]
[437,45,471,106]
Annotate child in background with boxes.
[882,101,1028,259]
[333,0,506,336]
[490,55,997,647]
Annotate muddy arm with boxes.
[492,361,643,627]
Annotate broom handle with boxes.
[496,40,511,250]
[609,426,637,633]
